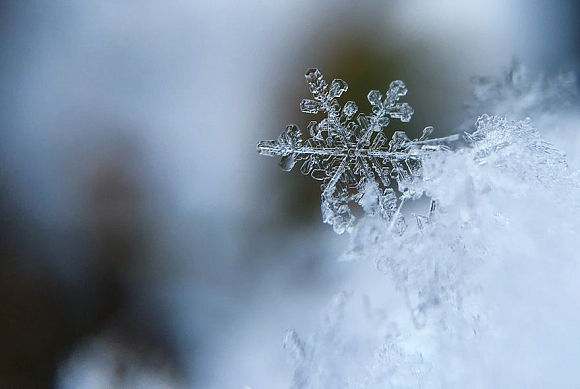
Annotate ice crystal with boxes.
[257,69,459,233]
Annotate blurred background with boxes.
[0,1,578,387]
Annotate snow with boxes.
[262,66,580,388]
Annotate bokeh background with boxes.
[0,1,579,387]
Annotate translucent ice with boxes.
[257,69,459,233]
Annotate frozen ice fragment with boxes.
[327,99,341,115]
[420,126,434,140]
[343,101,358,118]
[328,78,348,98]
[367,90,383,106]
[277,124,302,151]
[256,140,279,156]
[375,116,390,127]
[305,68,323,84]
[300,156,315,175]
[393,103,414,122]
[300,99,320,114]
[386,80,408,102]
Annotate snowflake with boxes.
[257,68,460,233]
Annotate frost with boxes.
[465,114,568,186]
[463,60,580,170]
[348,113,577,327]
[280,111,580,388]
[257,69,459,233]
[284,292,436,389]
[258,65,580,388]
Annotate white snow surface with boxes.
[285,104,580,387]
